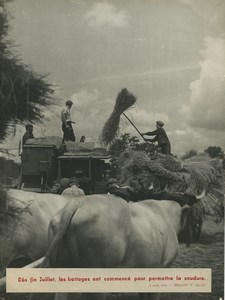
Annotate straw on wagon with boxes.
[100,88,136,146]
[118,151,183,192]
[116,151,224,218]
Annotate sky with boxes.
[1,0,225,159]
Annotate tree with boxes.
[0,1,54,140]
[108,133,155,157]
[108,133,135,178]
[204,146,224,158]
[181,149,198,160]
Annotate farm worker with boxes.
[80,135,85,142]
[50,178,71,194]
[22,124,34,146]
[142,120,171,155]
[61,99,76,142]
[62,177,85,197]
[18,124,34,155]
[106,178,120,194]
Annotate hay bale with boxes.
[101,88,136,146]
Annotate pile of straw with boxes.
[182,155,224,218]
[101,88,136,146]
[117,151,224,217]
[154,153,183,172]
[118,151,183,192]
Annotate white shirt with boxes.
[61,107,71,123]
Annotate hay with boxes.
[154,153,182,172]
[118,151,182,192]
[101,88,136,146]
[116,150,224,218]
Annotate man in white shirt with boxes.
[61,100,76,142]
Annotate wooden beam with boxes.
[0,257,44,292]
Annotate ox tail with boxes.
[41,199,79,268]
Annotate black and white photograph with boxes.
[0,0,224,299]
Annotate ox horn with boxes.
[196,189,206,200]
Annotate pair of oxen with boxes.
[0,187,204,300]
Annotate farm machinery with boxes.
[18,136,110,194]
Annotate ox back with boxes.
[44,194,193,269]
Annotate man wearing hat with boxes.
[61,100,76,142]
[142,121,171,155]
[22,124,34,146]
[18,124,35,155]
[50,177,71,194]
[62,177,85,197]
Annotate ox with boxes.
[0,189,79,278]
[41,193,201,300]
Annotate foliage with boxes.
[108,133,156,178]
[0,2,54,140]
[108,133,157,156]
[204,146,224,158]
[182,149,198,160]
[0,156,19,184]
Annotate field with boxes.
[1,215,223,300]
[163,215,224,300]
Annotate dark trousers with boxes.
[160,143,171,155]
[62,122,76,142]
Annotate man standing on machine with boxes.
[61,99,76,142]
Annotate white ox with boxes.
[0,189,79,278]
[42,194,198,300]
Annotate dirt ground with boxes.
[162,216,224,300]
[1,216,224,300]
